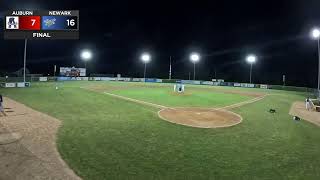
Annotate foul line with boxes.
[103,92,168,109]
[103,91,268,129]
[103,91,267,111]
[215,95,267,111]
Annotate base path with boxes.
[0,98,81,180]
[289,101,320,127]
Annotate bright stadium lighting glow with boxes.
[311,28,320,39]
[190,53,200,63]
[141,53,151,63]
[246,54,257,64]
[310,28,320,93]
[81,50,92,61]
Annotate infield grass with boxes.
[86,82,253,107]
[1,81,320,180]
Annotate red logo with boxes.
[19,16,41,30]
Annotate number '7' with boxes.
[31,19,36,26]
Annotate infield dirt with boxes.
[159,108,242,128]
[289,101,320,127]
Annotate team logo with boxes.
[44,18,56,27]
[6,16,19,29]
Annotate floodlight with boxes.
[246,54,257,83]
[310,28,320,92]
[141,53,151,63]
[81,50,92,61]
[190,53,200,63]
[246,55,256,64]
[311,28,320,39]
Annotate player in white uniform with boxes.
[305,97,311,111]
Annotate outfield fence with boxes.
[1,76,319,98]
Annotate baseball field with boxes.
[1,81,320,179]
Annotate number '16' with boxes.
[67,19,75,26]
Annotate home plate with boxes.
[197,113,201,115]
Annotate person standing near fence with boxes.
[305,97,311,111]
[0,94,4,115]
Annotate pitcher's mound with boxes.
[158,108,242,128]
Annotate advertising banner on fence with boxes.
[74,77,89,81]
[220,82,228,86]
[201,81,213,85]
[241,83,255,88]
[181,80,201,85]
[260,84,268,89]
[57,77,71,81]
[226,82,234,86]
[117,78,131,82]
[132,78,143,82]
[234,83,241,87]
[5,83,16,88]
[57,77,84,81]
[39,77,48,82]
[248,84,255,88]
[60,67,86,77]
[17,82,26,87]
[145,78,157,83]
[100,77,116,81]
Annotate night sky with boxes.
[1,0,320,87]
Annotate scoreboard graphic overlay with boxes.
[4,10,79,39]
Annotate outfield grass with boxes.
[1,82,320,180]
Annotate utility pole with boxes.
[169,56,172,80]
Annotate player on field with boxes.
[305,97,312,111]
[0,94,4,115]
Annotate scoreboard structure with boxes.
[4,10,79,40]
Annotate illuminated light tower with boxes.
[246,54,257,84]
[190,53,200,80]
[81,50,92,70]
[141,53,151,79]
[311,28,320,94]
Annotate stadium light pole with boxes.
[81,50,92,70]
[141,53,151,79]
[23,39,27,83]
[311,28,320,95]
[246,54,257,84]
[190,53,200,80]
